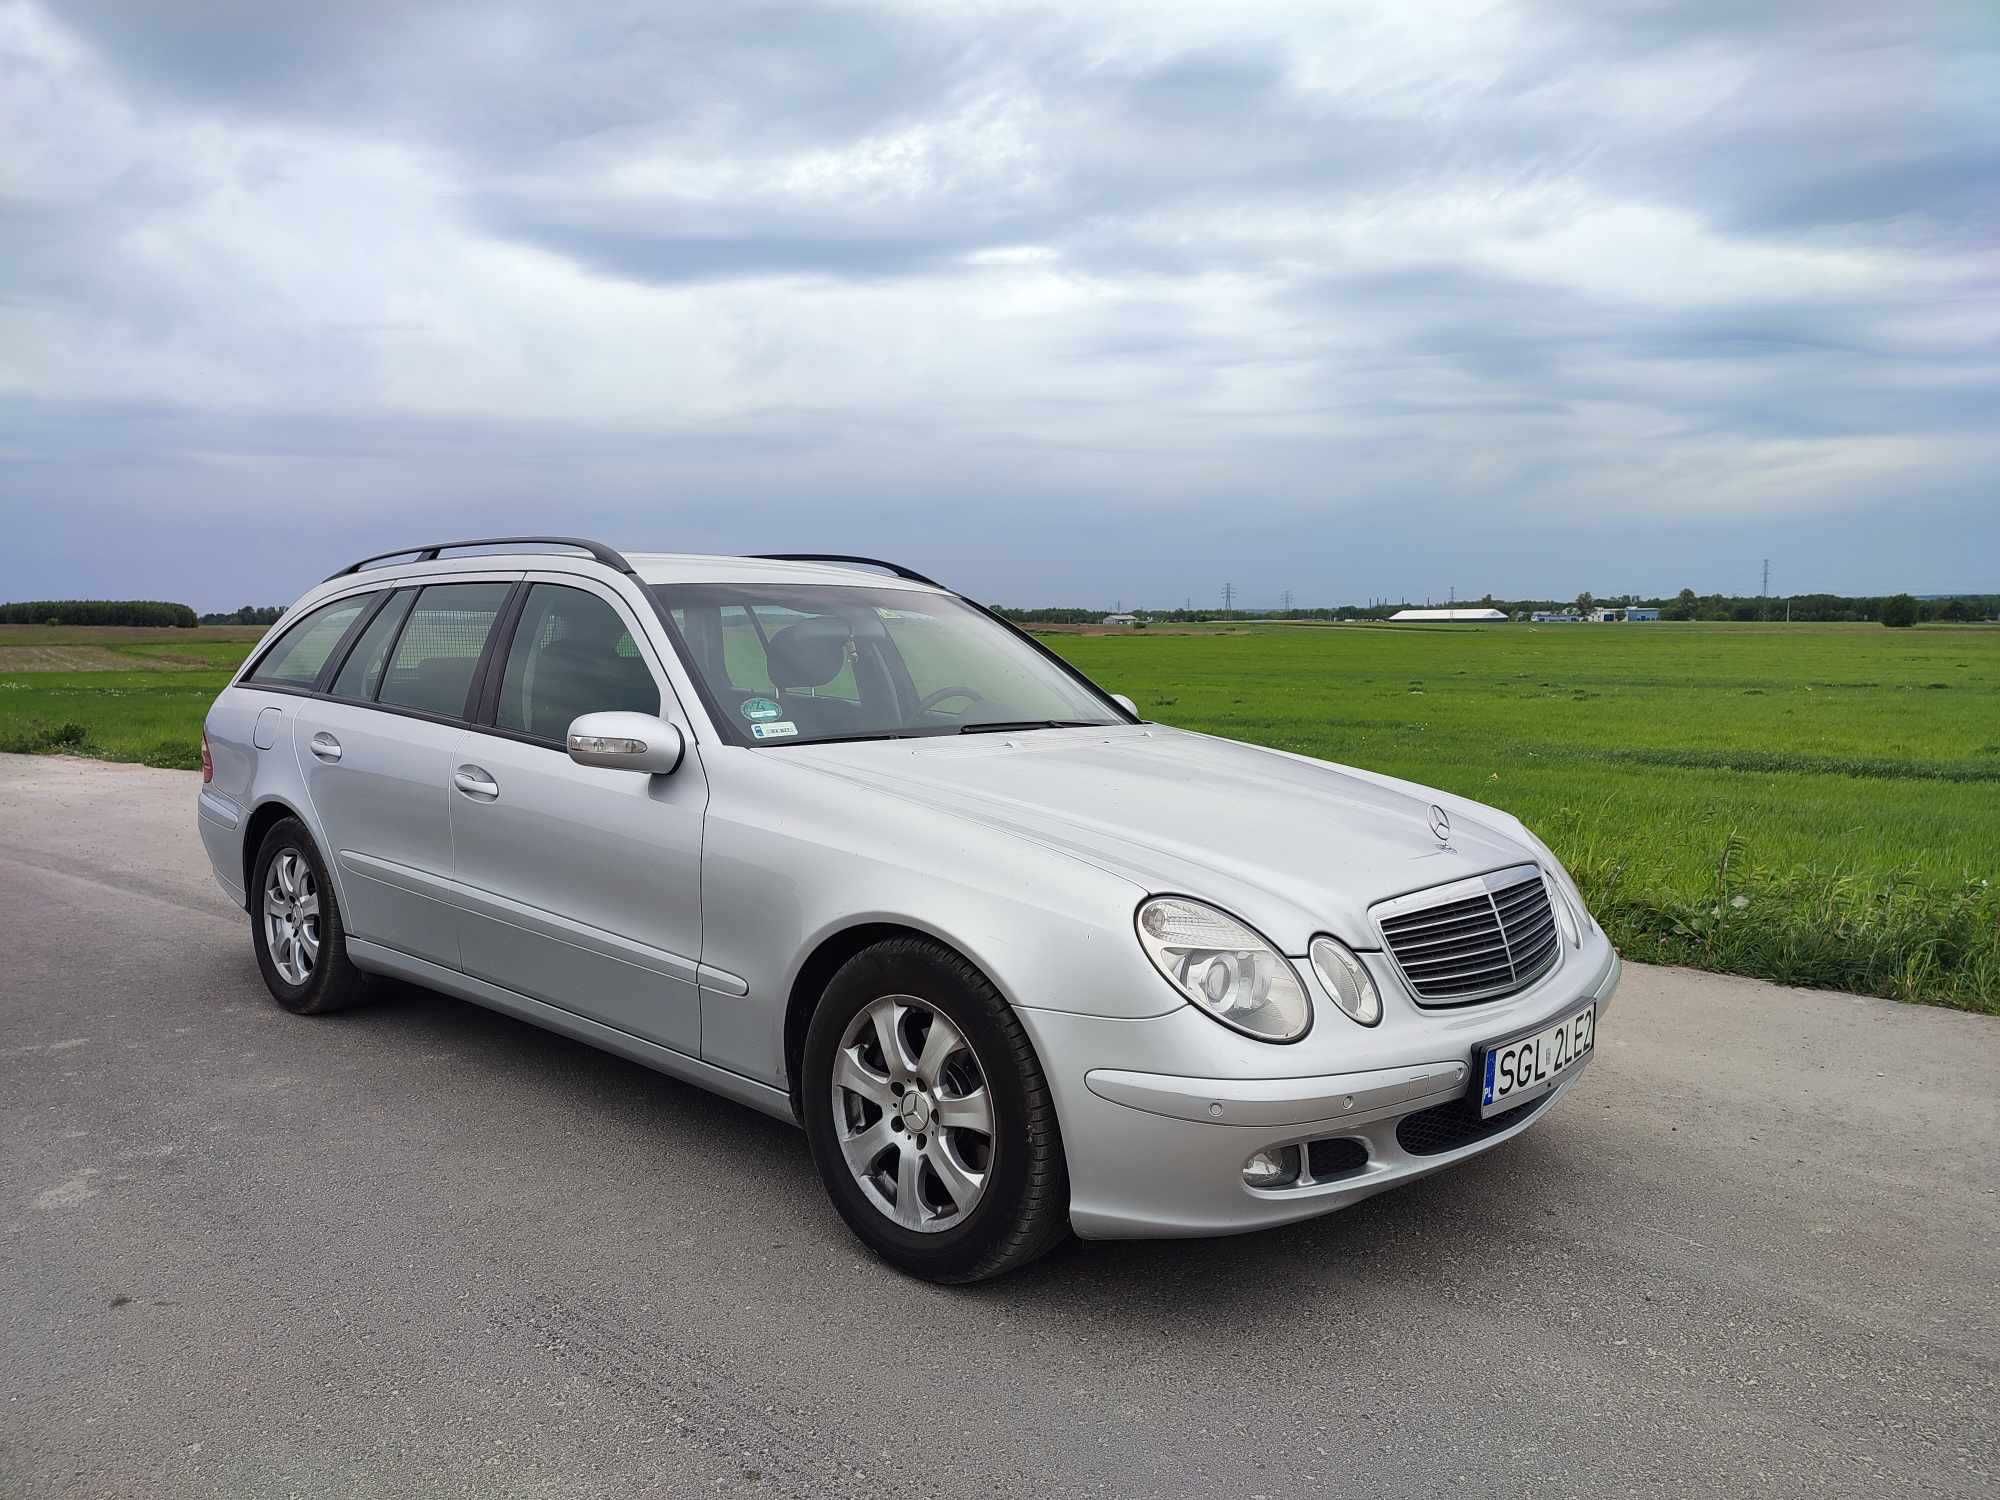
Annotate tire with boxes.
[801,936,1069,1283]
[249,817,372,1016]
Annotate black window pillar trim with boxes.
[312,589,396,697]
[642,590,742,749]
[468,582,531,726]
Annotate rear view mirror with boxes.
[1111,694,1138,717]
[567,712,685,775]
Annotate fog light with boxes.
[1242,1145,1301,1189]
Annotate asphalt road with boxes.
[2,753,1995,1499]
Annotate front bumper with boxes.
[1019,941,1622,1239]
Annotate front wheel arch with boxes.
[784,921,992,1122]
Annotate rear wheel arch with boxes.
[240,798,307,899]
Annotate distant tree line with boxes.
[197,605,287,626]
[1628,588,1995,625]
[989,607,1108,624]
[0,599,198,628]
[994,591,1997,627]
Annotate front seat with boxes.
[764,615,864,736]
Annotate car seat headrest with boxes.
[766,615,851,689]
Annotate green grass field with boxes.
[1042,621,1999,1012]
[3,619,1995,1011]
[0,626,267,767]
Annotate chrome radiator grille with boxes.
[1375,865,1561,1005]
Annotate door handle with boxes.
[308,731,342,763]
[453,765,500,801]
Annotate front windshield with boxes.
[652,582,1129,746]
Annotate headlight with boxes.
[1135,897,1312,1042]
[1308,935,1382,1026]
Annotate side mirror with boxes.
[567,712,685,775]
[1110,693,1138,717]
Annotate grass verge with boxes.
[3,620,1995,1011]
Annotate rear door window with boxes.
[376,583,511,719]
[245,596,372,688]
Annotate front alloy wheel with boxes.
[802,936,1069,1282]
[831,995,995,1232]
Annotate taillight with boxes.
[201,729,214,784]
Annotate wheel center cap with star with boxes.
[898,1091,933,1132]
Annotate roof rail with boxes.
[326,536,636,582]
[749,554,947,590]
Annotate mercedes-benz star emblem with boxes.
[1427,804,1452,843]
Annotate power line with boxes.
[1222,581,1234,615]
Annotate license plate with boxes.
[1478,1002,1595,1118]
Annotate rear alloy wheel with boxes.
[802,936,1069,1282]
[262,848,321,987]
[250,818,372,1016]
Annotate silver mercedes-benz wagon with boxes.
[200,538,1619,1281]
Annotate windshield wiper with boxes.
[958,719,1100,735]
[767,730,905,746]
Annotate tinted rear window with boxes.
[375,583,510,719]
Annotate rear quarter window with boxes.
[330,589,416,701]
[245,596,372,688]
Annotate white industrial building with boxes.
[1589,606,1661,622]
[1388,608,1508,622]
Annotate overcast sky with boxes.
[2,1,1994,611]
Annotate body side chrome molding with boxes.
[339,850,703,985]
[197,789,242,829]
[696,964,750,996]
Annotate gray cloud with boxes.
[50,1,986,160]
[2,0,1996,609]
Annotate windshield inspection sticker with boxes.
[741,697,782,721]
[750,721,798,740]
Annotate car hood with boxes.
[783,724,1537,951]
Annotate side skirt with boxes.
[346,938,799,1127]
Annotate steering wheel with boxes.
[917,685,986,714]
